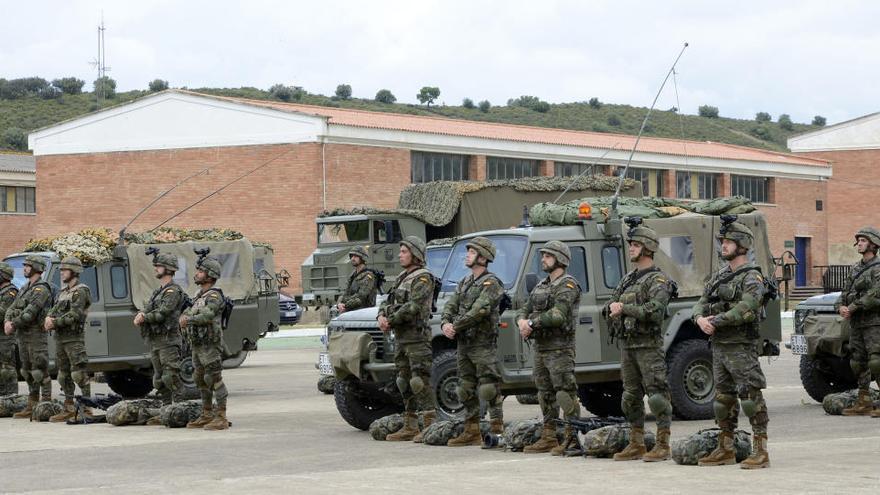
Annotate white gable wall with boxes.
[789,112,880,152]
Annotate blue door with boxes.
[795,237,809,286]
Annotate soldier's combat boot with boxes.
[186,407,214,429]
[412,410,435,443]
[871,407,880,418]
[643,427,671,462]
[613,426,647,461]
[842,390,874,416]
[49,399,75,423]
[448,418,482,447]
[13,396,36,419]
[698,430,736,466]
[523,424,559,454]
[204,406,230,430]
[740,434,770,469]
[386,412,419,441]
[551,426,576,456]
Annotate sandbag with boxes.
[822,389,880,415]
[31,400,64,422]
[803,314,850,357]
[160,400,203,428]
[583,424,655,458]
[317,376,336,394]
[106,398,163,426]
[671,428,752,465]
[0,394,28,417]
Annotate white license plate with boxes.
[790,334,808,355]
[318,352,334,376]
[284,311,297,317]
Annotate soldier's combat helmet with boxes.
[465,236,496,262]
[399,236,426,264]
[717,215,754,250]
[854,227,880,247]
[625,217,659,253]
[348,245,370,261]
[23,255,47,273]
[152,253,179,271]
[196,256,222,280]
[59,256,84,275]
[0,262,13,281]
[539,240,571,267]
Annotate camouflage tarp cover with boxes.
[822,388,880,415]
[106,398,163,426]
[159,400,203,428]
[584,424,656,457]
[530,196,756,227]
[31,400,64,422]
[671,428,752,465]
[0,394,28,417]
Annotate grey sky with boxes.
[2,0,877,125]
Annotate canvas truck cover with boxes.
[127,239,256,310]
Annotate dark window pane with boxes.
[110,265,128,299]
[601,246,622,289]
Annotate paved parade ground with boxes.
[1,330,878,495]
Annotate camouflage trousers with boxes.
[0,335,17,395]
[534,347,579,426]
[149,338,183,405]
[620,346,671,429]
[192,343,228,410]
[393,341,436,413]
[457,343,502,421]
[712,342,768,436]
[55,338,90,400]
[849,324,880,391]
[17,331,50,400]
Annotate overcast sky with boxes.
[2,0,877,125]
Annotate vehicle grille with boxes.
[279,301,298,311]
[366,328,386,360]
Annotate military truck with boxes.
[321,200,782,430]
[4,238,279,398]
[301,177,637,311]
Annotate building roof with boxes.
[196,91,828,168]
[0,153,36,173]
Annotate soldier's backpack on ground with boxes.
[31,400,64,422]
[422,420,490,446]
[501,419,565,452]
[160,400,202,427]
[106,398,163,426]
[822,388,880,415]
[671,428,752,465]
[583,424,656,457]
[0,394,28,417]
[317,376,336,394]
[368,413,427,440]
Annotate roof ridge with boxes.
[708,141,829,165]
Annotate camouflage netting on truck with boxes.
[530,196,757,226]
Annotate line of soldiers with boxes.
[0,252,232,430]
[349,218,774,469]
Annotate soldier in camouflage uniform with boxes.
[605,223,675,462]
[44,257,93,422]
[378,236,437,442]
[0,263,20,396]
[835,227,880,417]
[441,237,505,447]
[179,256,230,430]
[516,240,582,455]
[693,219,770,469]
[4,255,53,418]
[336,246,378,314]
[134,252,185,425]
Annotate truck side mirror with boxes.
[525,273,539,293]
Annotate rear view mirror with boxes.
[525,273,539,293]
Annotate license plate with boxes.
[790,334,808,355]
[284,311,297,317]
[318,352,334,376]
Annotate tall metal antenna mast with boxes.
[89,13,111,108]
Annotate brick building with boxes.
[0,153,37,257]
[28,90,830,291]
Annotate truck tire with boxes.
[334,377,402,430]
[222,350,249,369]
[431,349,467,422]
[104,370,153,398]
[799,354,856,403]
[177,345,201,400]
[577,382,624,417]
[667,339,714,420]
[515,393,539,405]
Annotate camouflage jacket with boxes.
[142,282,184,341]
[338,268,378,311]
[516,273,581,351]
[378,267,433,344]
[4,279,52,336]
[605,267,673,349]
[835,257,880,328]
[441,270,504,346]
[182,287,223,346]
[47,282,92,342]
[692,262,765,344]
[0,283,18,343]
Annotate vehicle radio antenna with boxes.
[552,143,620,204]
[118,167,210,244]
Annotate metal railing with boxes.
[813,265,851,293]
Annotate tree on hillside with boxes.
[375,89,396,103]
[778,113,793,130]
[93,76,117,98]
[417,86,441,106]
[52,77,85,95]
[588,97,602,109]
[335,84,352,100]
[462,98,475,109]
[509,95,550,112]
[149,79,169,92]
[1,127,28,151]
[755,112,771,122]
[698,105,719,118]
[270,84,293,101]
[478,100,491,113]
[0,77,49,100]
[607,114,621,126]
[812,115,826,127]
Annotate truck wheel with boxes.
[222,350,249,369]
[177,346,201,400]
[516,393,539,405]
[431,349,469,422]
[104,370,153,398]
[577,382,624,417]
[334,377,402,430]
[799,355,856,403]
[667,339,714,420]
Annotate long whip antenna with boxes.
[118,167,210,243]
[552,143,620,204]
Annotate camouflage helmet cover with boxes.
[152,253,179,271]
[539,240,571,267]
[197,256,222,280]
[717,220,754,250]
[465,236,496,262]
[23,255,47,272]
[854,227,880,247]
[59,256,84,274]
[348,245,370,261]
[0,262,13,281]
[399,236,426,264]
[627,226,659,253]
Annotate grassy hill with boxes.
[0,86,820,153]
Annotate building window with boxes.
[676,171,718,199]
[411,151,468,183]
[555,162,606,177]
[0,186,36,213]
[486,157,538,180]
[732,175,771,203]
[620,167,664,197]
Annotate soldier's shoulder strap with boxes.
[853,258,880,282]
[26,280,52,297]
[621,267,661,293]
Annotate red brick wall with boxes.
[0,214,36,257]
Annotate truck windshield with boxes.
[426,247,452,278]
[441,235,528,291]
[317,221,370,244]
